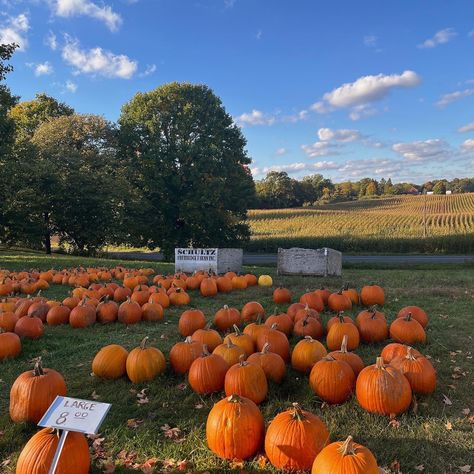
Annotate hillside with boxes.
[246,194,474,253]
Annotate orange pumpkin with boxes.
[118,298,142,325]
[299,291,324,312]
[191,327,223,352]
[179,309,206,337]
[214,305,241,331]
[200,277,218,297]
[96,297,118,324]
[15,314,44,339]
[397,306,429,328]
[169,337,203,374]
[256,323,290,362]
[360,284,385,306]
[0,311,18,332]
[224,325,254,357]
[246,343,286,383]
[291,336,327,373]
[142,302,164,322]
[264,311,293,335]
[216,276,233,293]
[273,287,292,304]
[213,340,246,366]
[92,344,129,379]
[188,346,229,394]
[326,314,360,351]
[380,343,422,364]
[46,304,71,326]
[328,335,365,376]
[126,337,166,383]
[389,313,426,345]
[328,291,352,312]
[0,330,21,360]
[241,301,265,322]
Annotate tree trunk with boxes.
[43,212,51,254]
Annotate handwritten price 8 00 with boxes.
[55,412,89,424]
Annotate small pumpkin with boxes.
[380,343,422,364]
[96,297,119,324]
[224,325,254,357]
[258,274,273,286]
[70,299,96,328]
[328,290,352,312]
[231,275,248,290]
[14,314,44,340]
[0,310,18,332]
[126,337,166,383]
[264,310,293,335]
[360,284,385,306]
[46,304,71,326]
[117,297,142,325]
[216,276,233,293]
[293,315,324,340]
[92,344,129,379]
[273,287,292,304]
[358,309,388,343]
[299,291,324,312]
[191,326,223,352]
[244,273,258,286]
[287,302,306,321]
[169,288,190,306]
[142,302,164,322]
[200,277,218,297]
[342,285,360,305]
[314,287,331,306]
[256,323,290,361]
[291,336,327,373]
[247,343,286,383]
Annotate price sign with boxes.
[38,396,111,435]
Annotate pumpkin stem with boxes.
[290,403,304,420]
[406,346,417,360]
[261,342,271,354]
[340,335,348,353]
[225,339,234,348]
[140,336,149,350]
[270,323,279,330]
[184,336,193,343]
[338,435,356,456]
[228,394,242,403]
[375,356,385,369]
[202,344,210,357]
[238,354,247,366]
[33,357,44,376]
[405,312,412,321]
[223,304,229,310]
[338,312,345,322]
[304,335,314,341]
[232,324,242,335]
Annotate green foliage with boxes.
[119,82,255,257]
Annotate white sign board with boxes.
[175,248,218,273]
[38,396,111,435]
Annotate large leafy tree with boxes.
[119,82,255,256]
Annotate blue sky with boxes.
[1,0,473,183]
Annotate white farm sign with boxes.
[175,248,218,273]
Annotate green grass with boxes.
[1,251,473,473]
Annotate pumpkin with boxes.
[191,326,223,352]
[0,310,18,332]
[200,277,218,297]
[312,435,379,474]
[265,403,329,471]
[247,343,286,383]
[314,287,331,306]
[358,309,388,343]
[213,340,246,366]
[342,285,360,305]
[126,337,166,383]
[188,345,229,394]
[294,304,320,323]
[96,297,118,324]
[299,291,324,312]
[258,274,273,286]
[224,325,254,357]
[214,305,241,331]
[380,343,422,364]
[287,302,306,321]
[291,336,327,373]
[130,286,150,306]
[14,314,44,340]
[397,306,429,328]
[179,309,206,337]
[231,275,248,290]
[70,300,96,328]
[360,284,385,306]
[244,273,258,286]
[116,297,142,325]
[169,337,203,374]
[15,297,35,318]
[0,330,21,360]
[141,302,164,322]
[243,316,267,343]
[148,291,170,308]
[328,335,365,376]
[326,313,355,331]
[355,307,386,325]
[16,427,90,474]
[389,313,426,345]
[216,276,233,293]
[169,288,190,306]
[185,274,201,291]
[62,296,80,310]
[328,291,352,312]
[241,301,265,322]
[92,344,128,379]
[356,357,412,416]
[206,394,264,460]
[309,356,355,404]
[224,271,237,280]
[293,315,324,340]
[265,311,293,335]
[46,304,71,326]
[0,281,13,296]
[10,358,67,423]
[27,302,50,322]
[326,314,360,351]
[256,323,290,361]
[273,287,292,304]
[113,286,132,303]
[390,346,436,394]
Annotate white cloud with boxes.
[275,147,287,156]
[139,64,156,77]
[317,127,361,143]
[311,71,421,119]
[458,122,474,133]
[51,0,122,31]
[313,161,339,170]
[418,28,457,48]
[363,35,377,47]
[256,29,262,40]
[436,89,474,108]
[65,80,77,92]
[62,37,138,79]
[33,62,54,76]
[263,163,307,174]
[301,141,340,158]
[45,31,58,50]
[337,158,403,178]
[461,139,474,153]
[224,0,236,7]
[0,13,29,50]
[235,109,275,127]
[349,104,379,121]
[392,139,450,162]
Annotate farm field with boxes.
[0,251,473,473]
[247,194,474,254]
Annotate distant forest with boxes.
[254,172,474,209]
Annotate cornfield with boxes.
[246,194,474,253]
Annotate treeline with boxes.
[0,44,255,256]
[255,171,474,209]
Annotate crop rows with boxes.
[246,194,474,253]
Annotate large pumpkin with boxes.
[357,309,388,343]
[10,358,67,423]
[178,309,206,337]
[326,314,360,351]
[293,315,324,340]
[214,305,241,331]
[46,304,71,326]
[389,313,426,345]
[356,357,412,416]
[14,314,44,340]
[360,285,385,306]
[247,343,286,383]
[291,336,327,373]
[200,277,218,297]
[206,394,264,460]
[0,330,21,360]
[191,327,223,352]
[69,300,96,328]
[126,337,166,383]
[328,291,352,312]
[256,323,290,361]
[117,298,142,325]
[312,435,379,474]
[299,291,324,312]
[92,344,129,379]
[169,336,203,374]
[265,403,329,471]
[188,346,229,394]
[96,297,119,324]
[264,311,293,335]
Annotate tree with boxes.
[256,172,299,208]
[119,82,255,256]
[432,180,446,194]
[365,180,378,197]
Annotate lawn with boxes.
[0,251,473,473]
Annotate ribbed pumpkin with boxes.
[0,310,18,332]
[342,285,360,305]
[390,347,436,394]
[27,302,50,322]
[241,301,265,322]
[62,296,80,310]
[46,304,71,326]
[0,330,21,360]
[326,314,360,351]
[169,288,190,306]
[247,343,286,383]
[360,284,385,306]
[213,340,246,366]
[328,335,365,376]
[130,285,150,306]
[355,307,386,325]
[15,298,35,318]
[200,277,218,297]
[14,314,44,340]
[169,337,203,374]
[185,274,200,291]
[380,343,422,364]
[287,302,306,321]
[224,355,268,404]
[117,298,142,325]
[358,310,388,343]
[126,337,166,383]
[256,323,290,361]
[96,297,118,324]
[397,306,429,328]
[216,276,233,293]
[356,357,412,416]
[294,304,320,323]
[178,309,206,337]
[264,311,293,335]
[265,403,329,471]
[142,302,164,322]
[314,287,331,306]
[299,291,324,312]
[206,394,264,460]
[389,313,426,345]
[224,325,254,357]
[92,344,128,379]
[312,435,379,474]
[231,275,248,290]
[291,336,327,373]
[328,291,352,312]
[70,300,96,328]
[293,315,324,340]
[148,290,170,308]
[326,313,355,332]
[16,428,90,474]
[191,326,223,352]
[273,287,292,304]
[188,346,229,394]
[309,356,355,404]
[10,358,67,423]
[243,316,267,343]
[214,305,241,331]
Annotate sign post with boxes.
[38,396,111,474]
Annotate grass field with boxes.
[247,194,474,254]
[0,251,473,473]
